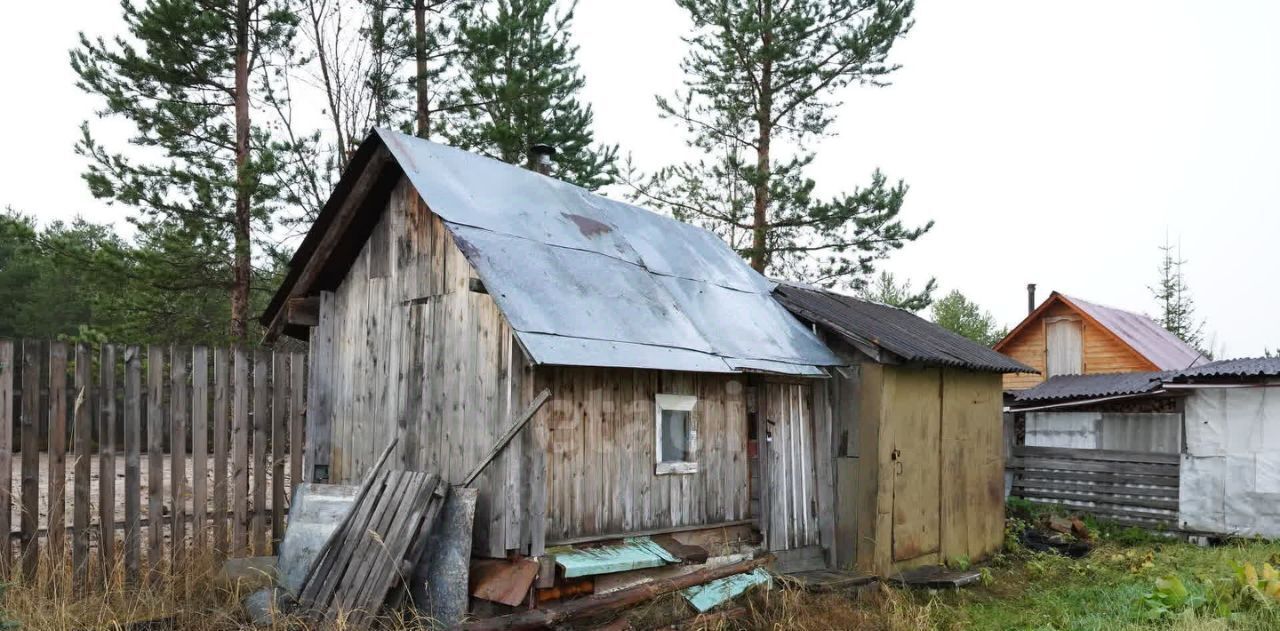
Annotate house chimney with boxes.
[1026,283,1037,314]
[529,143,556,175]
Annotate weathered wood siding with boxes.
[762,381,820,551]
[1001,302,1156,390]
[938,369,1005,564]
[842,359,1005,575]
[820,337,864,568]
[886,365,943,565]
[314,176,530,557]
[535,367,750,543]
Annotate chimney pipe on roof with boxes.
[1027,283,1037,315]
[529,143,556,176]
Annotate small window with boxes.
[655,394,697,475]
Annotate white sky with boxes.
[2,1,1277,356]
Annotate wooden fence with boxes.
[0,339,306,585]
[1007,445,1180,529]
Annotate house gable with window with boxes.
[994,291,1207,391]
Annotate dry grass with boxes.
[0,549,286,630]
[15,539,1279,631]
[739,583,935,631]
[580,579,935,631]
[0,549,447,630]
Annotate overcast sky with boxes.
[2,1,1277,356]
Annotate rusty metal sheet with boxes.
[470,558,541,607]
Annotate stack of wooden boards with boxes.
[295,469,448,627]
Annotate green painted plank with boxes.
[682,568,771,612]
[555,536,679,578]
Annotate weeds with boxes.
[0,548,440,630]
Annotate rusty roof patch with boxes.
[563,212,613,237]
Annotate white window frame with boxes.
[655,394,698,475]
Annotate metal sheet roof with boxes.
[368,130,838,374]
[1061,294,1208,370]
[771,281,1034,373]
[1010,372,1168,404]
[1170,357,1280,380]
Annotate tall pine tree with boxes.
[446,0,617,188]
[71,0,300,342]
[632,0,929,289]
[1150,235,1206,352]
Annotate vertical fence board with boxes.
[1,341,307,583]
[231,348,248,556]
[99,344,117,583]
[169,347,188,566]
[20,340,40,581]
[72,344,91,587]
[252,351,268,555]
[0,341,11,576]
[123,346,142,582]
[146,346,164,573]
[191,347,208,554]
[271,353,287,551]
[213,349,230,557]
[289,353,304,502]
[46,342,67,567]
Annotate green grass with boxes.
[917,539,1280,631]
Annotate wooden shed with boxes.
[1005,358,1280,536]
[261,130,843,579]
[773,282,1034,575]
[995,291,1207,391]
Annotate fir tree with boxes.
[931,290,1007,347]
[1149,235,1206,352]
[631,0,929,289]
[446,0,617,188]
[71,0,300,342]
[861,271,936,313]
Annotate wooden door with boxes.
[1046,317,1083,376]
[763,382,820,551]
[889,368,942,562]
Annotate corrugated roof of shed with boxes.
[771,281,1034,373]
[1010,372,1168,403]
[1170,357,1280,380]
[263,129,841,375]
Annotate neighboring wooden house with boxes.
[995,291,1207,391]
[1005,358,1280,536]
[772,283,1033,575]
[261,130,843,577]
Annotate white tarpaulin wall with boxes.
[1180,385,1280,536]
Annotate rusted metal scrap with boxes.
[463,554,772,631]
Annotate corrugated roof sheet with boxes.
[1062,294,1209,370]
[771,281,1034,373]
[269,129,840,375]
[1011,372,1168,403]
[1170,357,1280,380]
